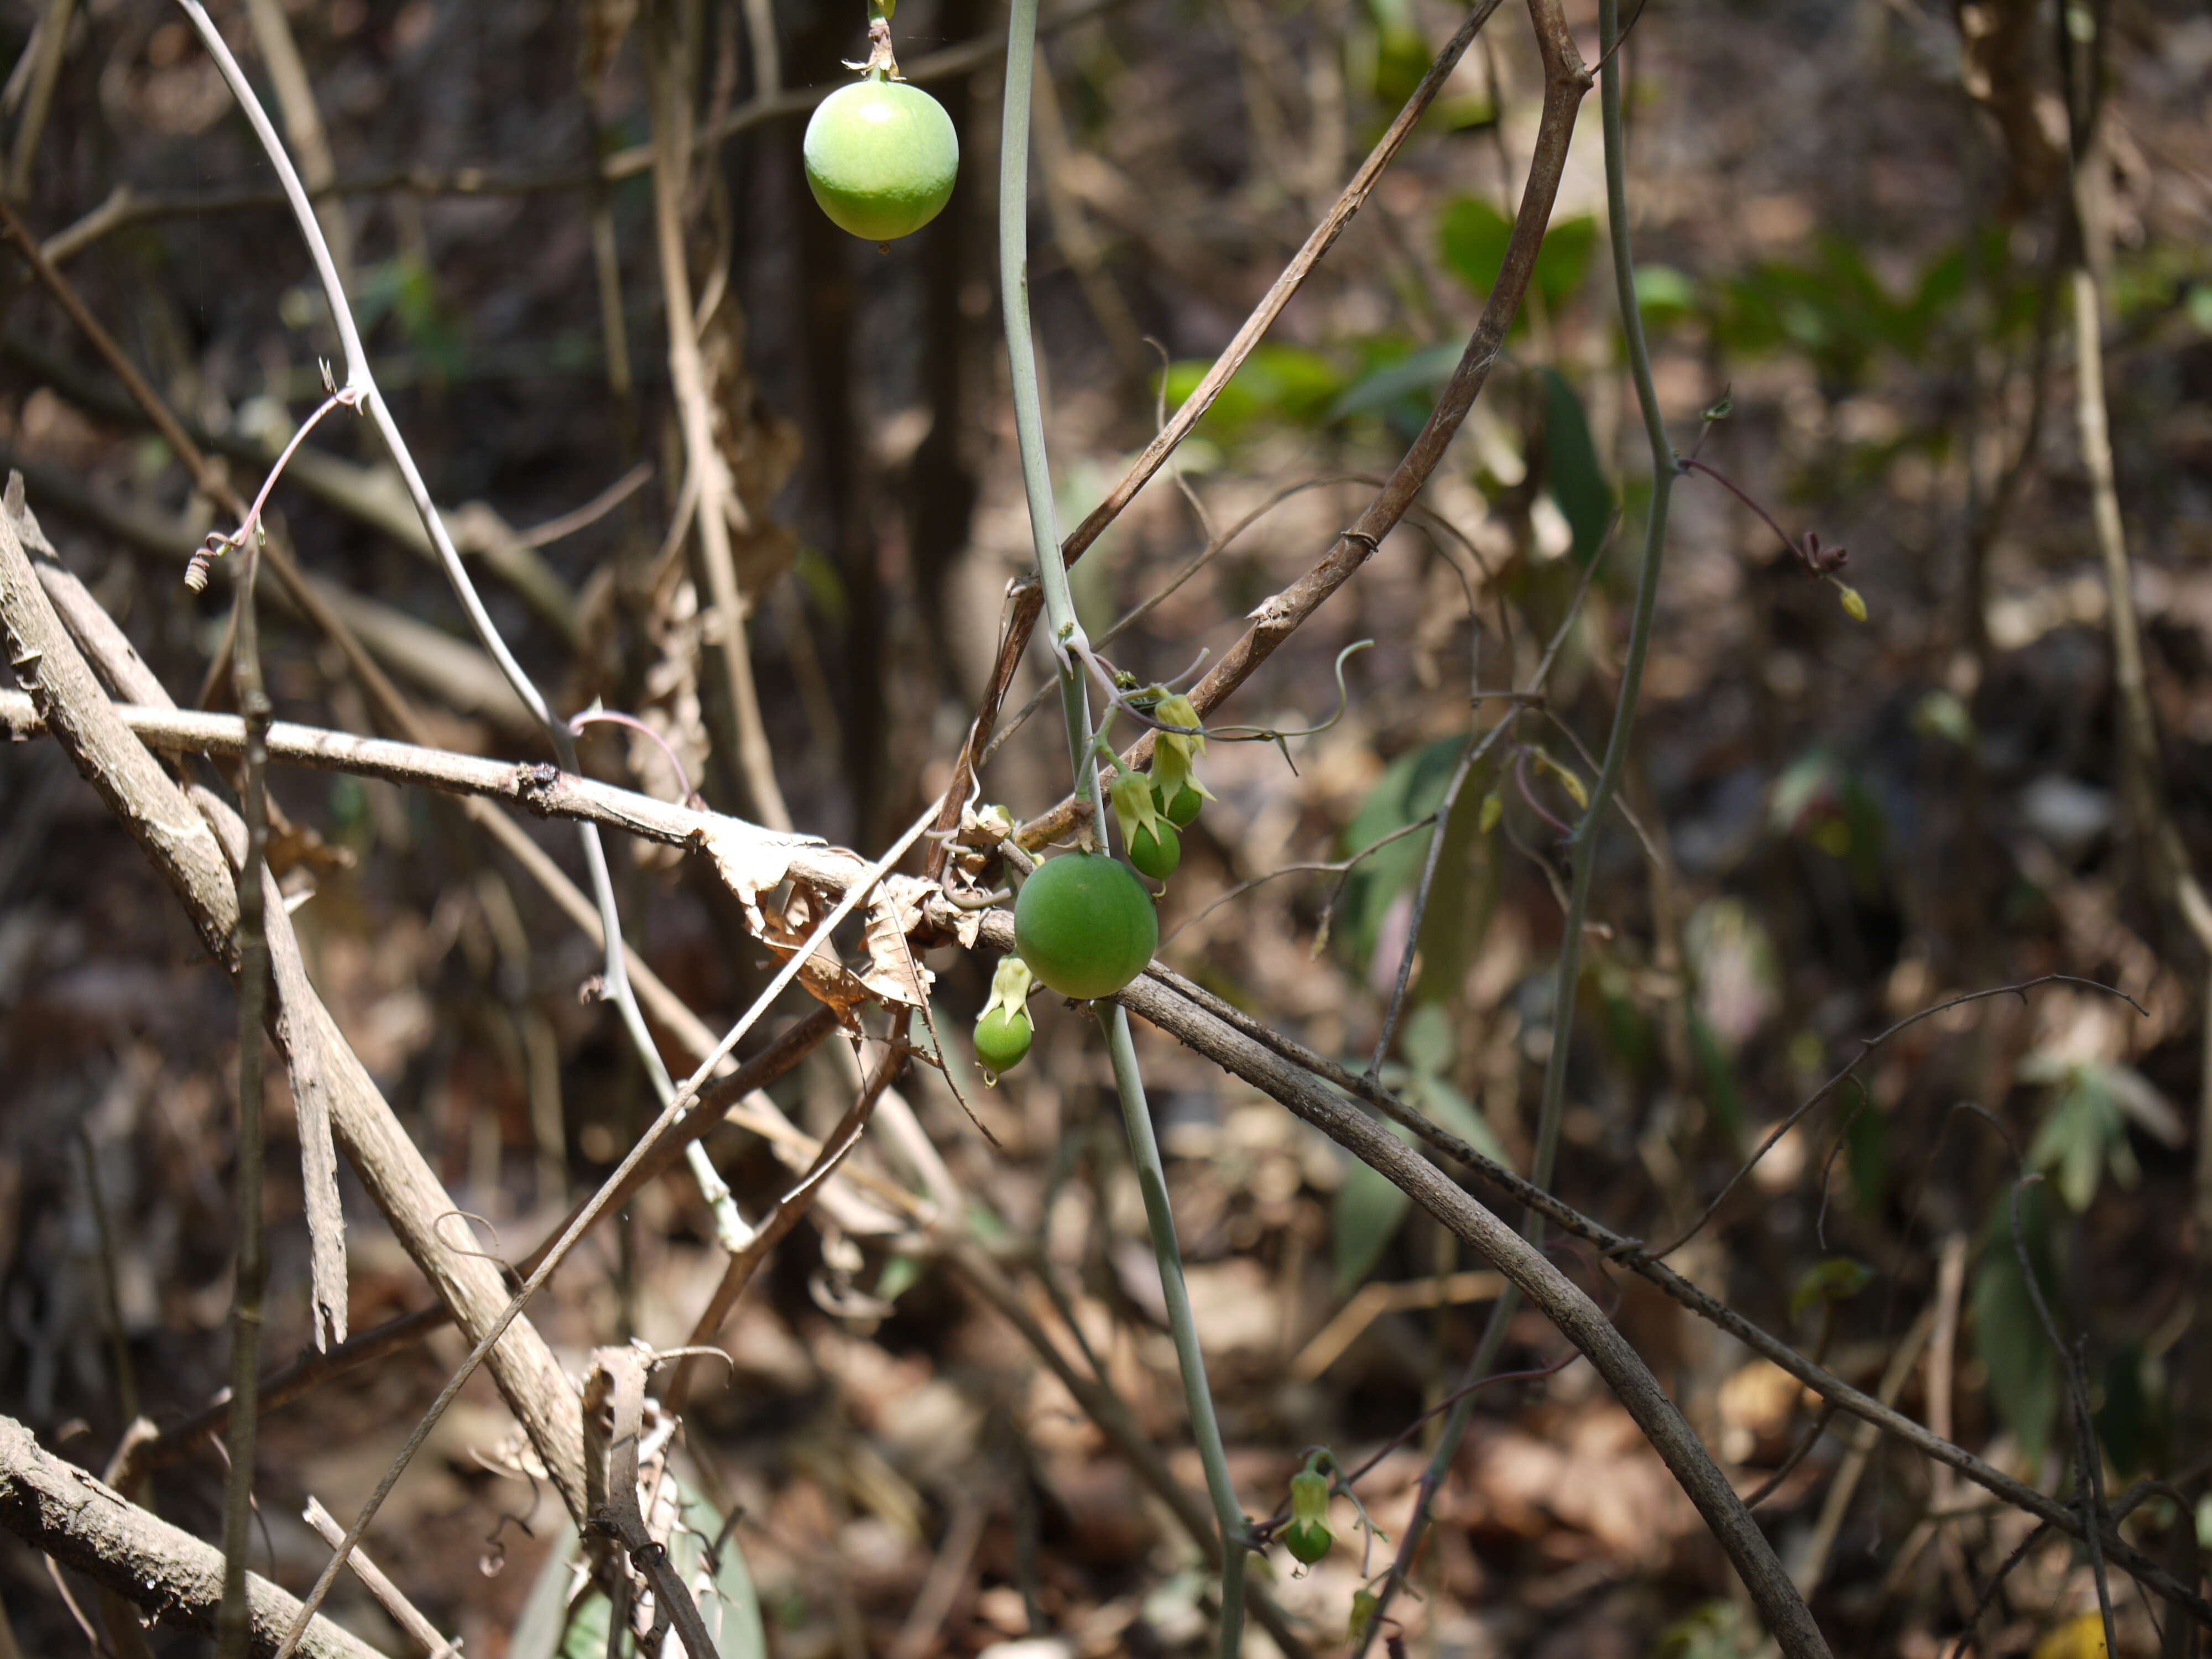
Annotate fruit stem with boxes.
[998,0,1108,849]
[1002,10,1237,1644]
[857,16,898,79]
[1099,1001,1249,1656]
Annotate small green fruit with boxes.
[1284,1467,1333,1564]
[1110,767,1179,881]
[1013,854,1157,1001]
[1284,1517,1333,1564]
[974,1006,1032,1077]
[1154,778,1204,828]
[1148,742,1213,828]
[802,78,959,242]
[1126,819,1180,881]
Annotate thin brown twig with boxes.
[1647,974,2146,1262]
[1113,951,2211,1627]
[665,1030,910,1413]
[300,1500,456,1659]
[2011,1175,2119,1656]
[1016,1,1592,847]
[928,0,1509,854]
[123,1006,847,1474]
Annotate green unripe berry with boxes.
[1285,1464,1332,1563]
[802,79,959,242]
[973,1006,1032,1078]
[1013,854,1157,1001]
[1154,778,1204,828]
[1126,818,1180,881]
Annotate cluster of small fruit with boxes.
[972,696,1213,1081]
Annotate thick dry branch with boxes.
[0,525,592,1524]
[0,1413,387,1659]
[1130,973,2212,1625]
[0,685,849,883]
[127,1006,839,1473]
[12,565,2188,1624]
[1049,927,1830,1653]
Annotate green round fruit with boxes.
[1283,1517,1333,1566]
[1013,854,1158,1001]
[974,1006,1032,1077]
[1155,778,1204,828]
[1126,819,1181,881]
[802,79,959,242]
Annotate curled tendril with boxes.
[184,377,367,593]
[569,706,703,808]
[1211,639,1374,770]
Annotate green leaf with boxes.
[1532,215,1598,313]
[2095,1340,2162,1478]
[2027,1065,2136,1212]
[509,1483,766,1659]
[1326,342,1463,421]
[1972,1185,2060,1465]
[1404,1068,1511,1169]
[1635,263,1700,325]
[1400,1001,1454,1079]
[1845,1095,1886,1216]
[1334,1140,1412,1292]
[875,1253,925,1303]
[669,1481,767,1659]
[509,1519,585,1659]
[1540,369,1613,567]
[1437,199,1597,316]
[1788,1257,1873,1323]
[1156,344,1347,444]
[1338,737,1461,966]
[1654,1600,1742,1659]
[1911,689,1977,747]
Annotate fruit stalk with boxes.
[997,0,1105,843]
[998,0,1243,1647]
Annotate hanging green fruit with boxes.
[1148,696,1215,828]
[1111,768,1181,881]
[1283,1464,1334,1566]
[802,75,959,242]
[972,955,1034,1080]
[1013,853,1157,1001]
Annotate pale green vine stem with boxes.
[998,0,1104,836]
[1355,0,1673,1644]
[1100,1003,1249,1654]
[999,3,1244,1650]
[170,0,752,1252]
